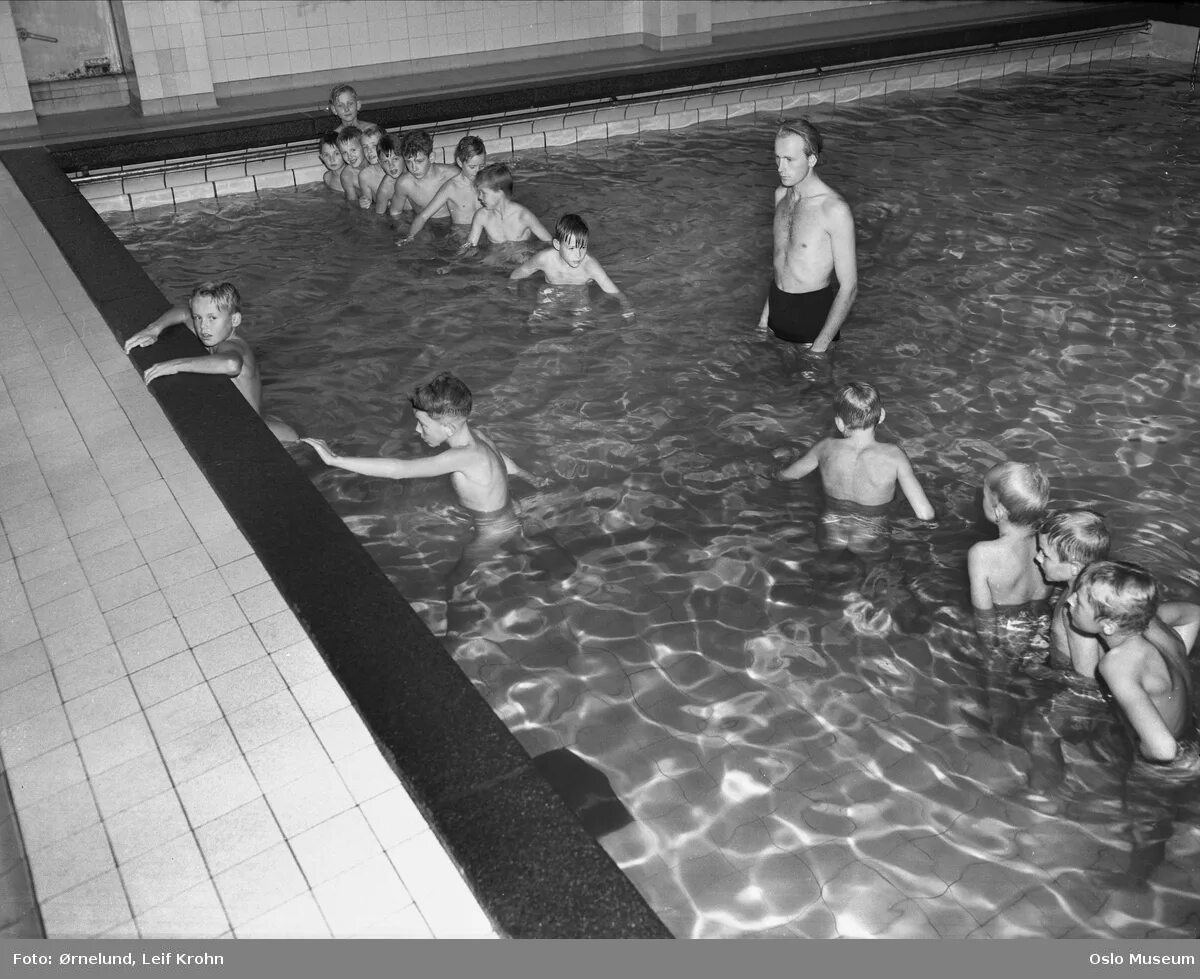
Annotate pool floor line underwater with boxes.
[0,147,671,939]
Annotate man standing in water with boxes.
[758,119,858,353]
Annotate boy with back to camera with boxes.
[399,135,487,241]
[336,127,367,203]
[509,213,633,318]
[123,281,298,444]
[318,132,344,192]
[384,130,457,218]
[778,381,935,551]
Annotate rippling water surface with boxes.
[110,62,1200,938]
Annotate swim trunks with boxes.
[821,495,890,556]
[450,503,521,587]
[768,281,839,345]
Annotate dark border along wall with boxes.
[0,146,671,939]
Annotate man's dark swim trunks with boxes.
[767,281,839,345]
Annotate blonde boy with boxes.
[355,123,387,209]
[336,127,367,203]
[123,282,297,444]
[968,461,1051,613]
[329,83,367,133]
[1035,509,1111,676]
[779,382,934,555]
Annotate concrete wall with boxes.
[0,1,1184,129]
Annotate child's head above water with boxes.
[358,123,384,164]
[553,213,588,247]
[188,281,241,346]
[983,460,1049,529]
[455,135,486,175]
[475,162,513,197]
[329,83,360,125]
[833,381,883,432]
[400,130,434,176]
[410,371,472,421]
[336,127,364,167]
[1036,509,1109,583]
[1070,560,1159,636]
[377,134,402,177]
[319,131,343,171]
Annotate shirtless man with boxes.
[759,119,858,354]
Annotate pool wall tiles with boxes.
[117,1,218,116]
[201,0,645,94]
[78,27,1150,215]
[0,1,35,128]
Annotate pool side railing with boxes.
[71,23,1150,215]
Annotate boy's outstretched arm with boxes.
[778,443,822,481]
[402,184,452,242]
[509,251,548,281]
[500,451,550,488]
[896,454,936,521]
[124,306,191,352]
[526,212,553,243]
[1100,657,1178,762]
[301,438,463,481]
[589,260,635,319]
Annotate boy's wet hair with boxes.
[833,381,882,431]
[475,163,513,196]
[455,135,485,164]
[329,83,358,104]
[1039,509,1110,565]
[554,213,589,246]
[336,126,363,146]
[411,371,472,420]
[319,131,341,152]
[777,117,823,159]
[984,461,1049,528]
[377,134,398,159]
[400,130,434,159]
[190,281,241,315]
[358,123,384,140]
[1074,560,1159,633]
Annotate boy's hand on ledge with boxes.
[142,362,178,384]
[300,437,337,464]
[124,330,158,354]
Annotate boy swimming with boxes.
[123,282,298,444]
[778,381,935,554]
[509,214,633,318]
[455,163,551,258]
[399,135,487,241]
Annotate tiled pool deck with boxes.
[0,16,1160,941]
[0,163,496,938]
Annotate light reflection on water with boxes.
[111,61,1200,938]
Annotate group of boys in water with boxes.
[124,85,1198,884]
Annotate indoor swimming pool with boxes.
[106,60,1200,938]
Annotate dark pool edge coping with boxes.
[0,148,672,940]
[40,1,1159,172]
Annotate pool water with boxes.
[109,60,1200,938]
